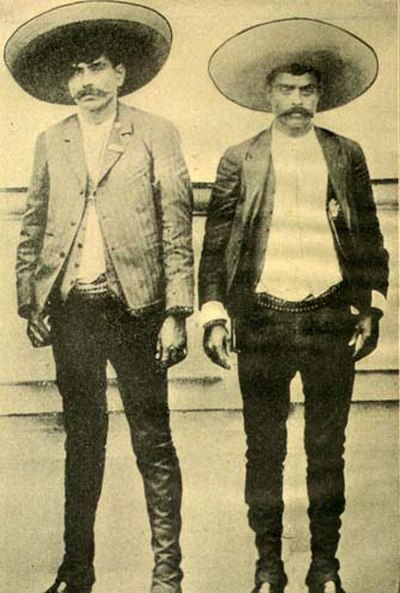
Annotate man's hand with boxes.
[203,322,231,370]
[156,316,187,368]
[27,310,51,348]
[348,312,380,361]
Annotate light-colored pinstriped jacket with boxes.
[16,102,194,317]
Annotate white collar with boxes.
[272,121,316,145]
[78,110,117,132]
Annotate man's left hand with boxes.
[156,315,188,368]
[348,312,380,361]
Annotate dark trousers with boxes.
[235,302,355,587]
[50,293,183,593]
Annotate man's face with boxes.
[68,54,125,113]
[267,72,320,132]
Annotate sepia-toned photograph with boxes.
[0,1,398,593]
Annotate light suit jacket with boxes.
[199,125,389,314]
[16,102,194,317]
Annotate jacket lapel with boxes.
[97,102,133,185]
[315,126,352,229]
[242,127,274,226]
[61,116,88,191]
[226,128,275,291]
[241,125,352,233]
[60,103,134,191]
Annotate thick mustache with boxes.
[75,88,107,100]
[282,107,313,117]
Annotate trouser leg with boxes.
[51,299,109,591]
[109,309,183,593]
[300,308,354,587]
[237,332,295,587]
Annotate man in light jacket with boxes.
[6,3,194,593]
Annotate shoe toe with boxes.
[44,581,68,593]
[256,582,285,593]
[309,578,346,593]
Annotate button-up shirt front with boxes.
[256,125,343,300]
[60,111,123,299]
[77,113,115,283]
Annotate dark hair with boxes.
[69,37,125,69]
[266,63,322,88]
[57,24,126,79]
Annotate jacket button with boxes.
[70,221,76,226]
[77,243,83,249]
[59,251,65,258]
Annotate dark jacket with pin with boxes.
[199,125,389,315]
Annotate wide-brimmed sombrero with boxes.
[209,18,378,112]
[4,1,172,104]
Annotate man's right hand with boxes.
[348,311,380,361]
[203,322,231,370]
[27,310,51,348]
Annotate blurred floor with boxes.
[0,402,398,593]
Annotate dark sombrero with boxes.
[4,1,172,104]
[209,18,378,112]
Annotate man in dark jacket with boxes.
[199,18,389,593]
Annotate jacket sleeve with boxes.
[350,142,389,299]
[16,132,49,318]
[150,118,194,316]
[198,147,242,307]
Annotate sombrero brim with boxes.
[4,1,172,104]
[209,18,378,112]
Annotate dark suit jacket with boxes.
[199,125,389,314]
[16,102,194,317]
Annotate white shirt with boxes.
[77,112,115,283]
[256,125,342,299]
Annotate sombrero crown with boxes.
[4,1,172,104]
[209,18,378,112]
